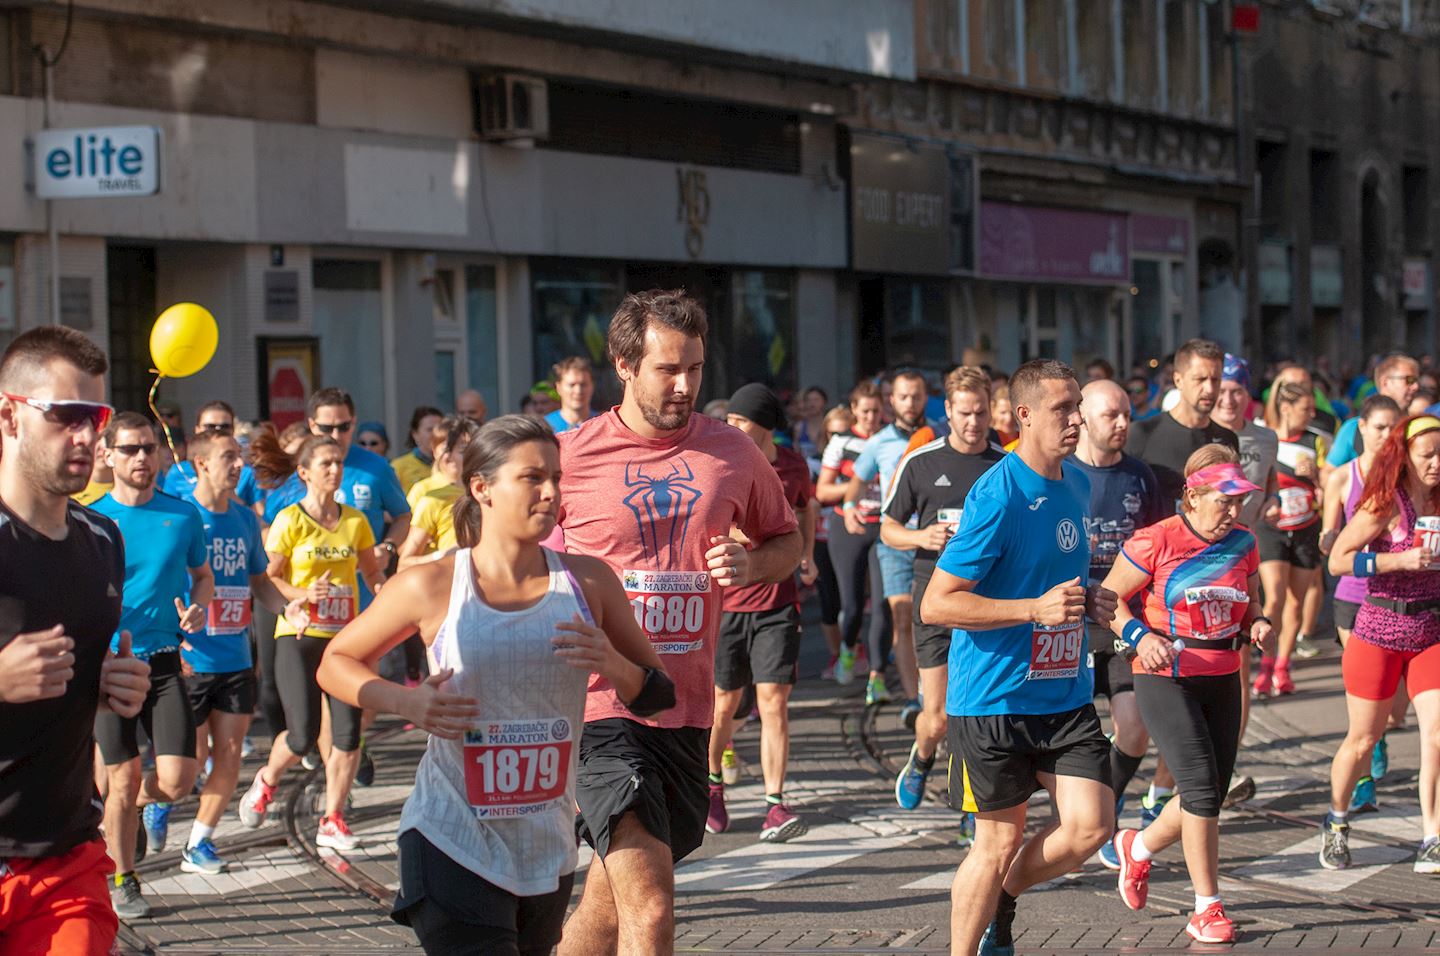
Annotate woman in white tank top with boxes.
[319,415,672,955]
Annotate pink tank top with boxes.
[1334,460,1368,604]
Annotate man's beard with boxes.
[20,442,90,497]
[635,381,692,431]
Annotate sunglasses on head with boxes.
[111,442,158,458]
[313,421,354,434]
[2,393,114,432]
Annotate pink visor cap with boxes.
[1185,463,1260,497]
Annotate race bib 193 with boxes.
[463,717,573,818]
[1028,622,1084,681]
[1184,586,1248,639]
[207,585,252,635]
[622,569,715,655]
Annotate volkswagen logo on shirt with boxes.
[1056,518,1080,553]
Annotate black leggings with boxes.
[813,539,842,626]
[1133,672,1242,818]
[825,513,891,664]
[275,634,363,754]
[254,608,286,737]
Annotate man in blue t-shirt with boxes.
[921,360,1117,956]
[90,413,214,918]
[177,429,307,876]
[161,400,266,509]
[1327,352,1418,469]
[544,356,598,434]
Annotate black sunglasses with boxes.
[314,421,354,434]
[198,422,234,435]
[357,438,385,448]
[112,442,158,457]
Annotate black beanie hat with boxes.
[726,383,785,433]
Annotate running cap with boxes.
[529,380,560,401]
[1222,354,1250,389]
[726,383,785,433]
[1406,415,1440,441]
[357,420,388,441]
[1185,462,1260,497]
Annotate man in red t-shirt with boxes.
[705,383,814,845]
[557,292,801,956]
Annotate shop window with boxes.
[435,350,457,413]
[531,262,623,408]
[312,259,385,422]
[1311,150,1340,244]
[708,271,797,401]
[1131,260,1165,368]
[1404,166,1429,253]
[464,265,500,416]
[1257,140,1288,242]
[885,279,950,370]
[1024,0,1065,92]
[980,0,1019,84]
[1072,0,1113,101]
[1163,0,1193,116]
[1203,0,1233,123]
[1122,0,1158,111]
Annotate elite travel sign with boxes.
[33,126,161,199]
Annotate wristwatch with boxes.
[379,541,397,554]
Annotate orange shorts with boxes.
[1342,637,1440,701]
[0,839,117,956]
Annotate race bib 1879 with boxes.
[463,717,573,818]
[622,569,715,655]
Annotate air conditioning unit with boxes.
[474,74,549,143]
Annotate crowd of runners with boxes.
[2,295,1439,956]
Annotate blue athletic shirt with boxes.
[937,452,1093,718]
[853,421,934,498]
[1325,417,1361,468]
[544,408,595,434]
[90,492,209,658]
[262,444,407,611]
[183,498,267,673]
[163,461,266,508]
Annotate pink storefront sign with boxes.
[979,201,1130,284]
[1131,214,1191,256]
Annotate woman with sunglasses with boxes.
[1323,414,1440,875]
[238,435,385,851]
[317,415,672,954]
[1102,445,1271,944]
[356,421,390,458]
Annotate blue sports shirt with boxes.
[937,452,1093,717]
[184,498,267,673]
[163,461,266,508]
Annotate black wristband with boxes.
[1248,615,1272,633]
[626,666,676,718]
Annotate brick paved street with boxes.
[114,627,1440,954]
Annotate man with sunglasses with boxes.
[91,412,214,919]
[161,400,266,509]
[0,327,150,955]
[1326,352,1419,470]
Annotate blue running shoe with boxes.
[1139,792,1171,827]
[1115,794,1126,821]
[180,838,226,875]
[898,698,922,730]
[142,803,171,853]
[895,744,930,810]
[978,920,1015,956]
[1099,836,1120,870]
[1372,736,1389,781]
[956,812,976,848]
[1349,775,1378,814]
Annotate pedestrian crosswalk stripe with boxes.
[146,847,314,897]
[675,821,916,894]
[1230,831,1411,892]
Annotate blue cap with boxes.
[356,420,388,441]
[1222,354,1250,389]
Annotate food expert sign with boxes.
[33,126,160,199]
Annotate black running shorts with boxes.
[947,704,1112,812]
[714,606,801,690]
[186,668,257,723]
[574,718,709,864]
[1257,522,1321,569]
[95,651,196,765]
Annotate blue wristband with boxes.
[1121,618,1148,649]
[1353,552,1378,578]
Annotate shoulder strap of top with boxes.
[545,548,596,625]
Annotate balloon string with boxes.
[146,370,178,460]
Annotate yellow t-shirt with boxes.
[390,450,431,496]
[265,503,375,637]
[406,471,454,511]
[413,484,462,553]
[73,480,113,506]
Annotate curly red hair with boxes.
[1357,413,1440,516]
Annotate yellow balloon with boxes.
[149,303,218,378]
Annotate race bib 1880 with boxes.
[622,569,715,655]
[463,717,573,818]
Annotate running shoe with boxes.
[895,743,929,810]
[1348,775,1378,814]
[110,873,151,920]
[238,768,277,829]
[1114,829,1151,911]
[1293,635,1321,660]
[241,735,256,759]
[820,655,837,681]
[1372,736,1389,781]
[705,783,729,834]
[1222,773,1256,808]
[1416,837,1440,874]
[1098,837,1120,870]
[1139,791,1171,827]
[316,813,360,851]
[301,753,321,771]
[977,920,1014,956]
[898,698,922,730]
[1319,812,1351,870]
[835,647,857,686]
[956,812,975,848]
[865,673,891,706]
[134,819,147,863]
[721,746,743,786]
[1186,901,1235,944]
[142,803,171,854]
[1252,658,1274,698]
[181,838,226,875]
[759,803,808,843]
[355,744,375,788]
[1272,664,1296,696]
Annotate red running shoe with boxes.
[1186,901,1235,943]
[1114,829,1151,911]
[1272,664,1295,696]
